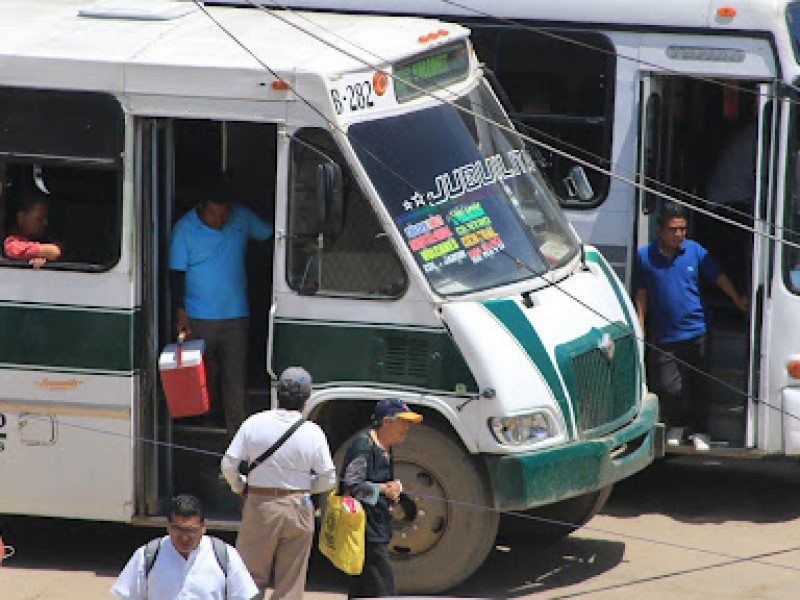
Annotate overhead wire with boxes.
[222,0,800,423]
[0,0,794,580]
[437,0,800,104]
[243,0,800,250]
[230,0,800,239]
[131,0,800,583]
[187,4,800,561]
[7,408,800,575]
[433,0,791,230]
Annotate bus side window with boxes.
[0,88,123,271]
[0,163,121,269]
[287,128,407,298]
[471,27,615,207]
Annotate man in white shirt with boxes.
[221,367,336,600]
[111,494,258,600]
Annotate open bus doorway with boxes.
[142,118,277,521]
[638,75,760,451]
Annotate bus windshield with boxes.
[348,82,579,296]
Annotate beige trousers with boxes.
[236,493,314,600]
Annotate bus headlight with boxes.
[489,412,555,445]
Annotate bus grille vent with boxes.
[569,333,637,435]
[383,336,431,383]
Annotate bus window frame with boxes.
[0,87,124,273]
[0,159,123,273]
[285,127,408,300]
[783,94,800,294]
[467,24,616,210]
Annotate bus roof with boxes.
[0,0,469,101]
[244,0,785,33]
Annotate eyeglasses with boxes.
[168,524,203,535]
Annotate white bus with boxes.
[0,0,658,592]
[272,0,800,459]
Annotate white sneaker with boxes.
[666,427,685,446]
[693,433,711,451]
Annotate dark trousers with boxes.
[348,542,395,599]
[190,317,249,436]
[648,334,709,433]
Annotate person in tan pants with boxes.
[221,367,336,600]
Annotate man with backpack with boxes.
[111,494,258,600]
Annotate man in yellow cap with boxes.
[340,398,423,598]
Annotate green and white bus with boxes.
[275,0,800,460]
[0,0,658,592]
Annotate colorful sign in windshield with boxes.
[398,149,537,274]
[403,200,506,273]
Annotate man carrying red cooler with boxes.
[169,183,272,436]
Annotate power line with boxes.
[437,0,800,105]
[215,0,800,423]
[247,0,800,250]
[7,408,800,575]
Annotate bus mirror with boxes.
[563,166,594,202]
[316,162,343,236]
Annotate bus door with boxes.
[635,72,768,451]
[764,88,800,455]
[748,83,778,450]
[270,126,413,432]
[137,118,175,517]
[138,117,278,521]
[636,75,670,250]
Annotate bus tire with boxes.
[333,425,498,594]
[499,485,613,542]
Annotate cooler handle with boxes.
[176,331,186,367]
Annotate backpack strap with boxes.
[145,536,230,599]
[209,536,229,599]
[144,537,162,577]
[143,537,162,597]
[209,536,229,576]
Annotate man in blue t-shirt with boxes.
[169,187,273,436]
[635,202,747,451]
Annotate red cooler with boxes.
[158,338,209,418]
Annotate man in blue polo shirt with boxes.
[169,185,273,436]
[635,202,747,451]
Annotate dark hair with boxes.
[168,494,205,522]
[277,381,309,411]
[17,191,49,215]
[656,202,688,228]
[198,180,231,208]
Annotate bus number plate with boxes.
[329,72,393,116]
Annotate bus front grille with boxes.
[558,328,638,436]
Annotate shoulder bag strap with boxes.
[245,417,306,475]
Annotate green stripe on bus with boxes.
[584,249,642,392]
[481,299,574,436]
[0,304,137,372]
[272,321,477,394]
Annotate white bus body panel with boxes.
[0,372,134,521]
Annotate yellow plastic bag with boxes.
[318,490,366,575]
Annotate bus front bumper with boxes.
[483,392,659,511]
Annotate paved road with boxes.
[2,455,800,598]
